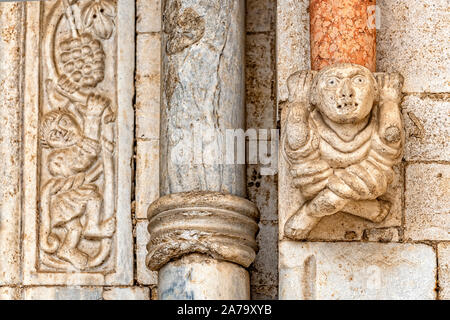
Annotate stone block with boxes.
[438,243,450,300]
[103,287,150,300]
[405,164,450,241]
[403,95,450,161]
[0,1,24,286]
[246,33,276,130]
[0,287,21,300]
[250,221,278,286]
[377,0,450,93]
[136,140,160,219]
[277,0,310,102]
[280,241,437,300]
[251,286,278,300]
[137,0,161,33]
[246,0,275,33]
[23,287,103,300]
[136,221,158,285]
[136,33,161,140]
[247,164,278,222]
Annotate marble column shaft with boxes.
[147,0,259,300]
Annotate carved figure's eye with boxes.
[326,77,339,87]
[352,75,366,85]
[59,118,68,126]
[49,130,61,141]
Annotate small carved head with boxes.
[311,63,379,124]
[40,109,83,149]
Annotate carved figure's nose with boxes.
[339,79,354,99]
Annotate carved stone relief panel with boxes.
[22,0,134,285]
[280,63,404,240]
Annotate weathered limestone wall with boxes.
[0,0,447,301]
[0,2,23,294]
[278,0,449,300]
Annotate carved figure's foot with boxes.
[57,247,88,269]
[284,206,321,240]
[83,217,116,239]
[372,200,391,223]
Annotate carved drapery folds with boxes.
[23,0,134,285]
[281,63,404,240]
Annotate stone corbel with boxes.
[281,63,404,240]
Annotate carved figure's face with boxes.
[41,111,82,149]
[313,64,377,124]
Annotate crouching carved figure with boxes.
[281,63,404,240]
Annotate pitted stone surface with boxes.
[0,287,21,300]
[377,0,450,93]
[277,0,310,102]
[0,1,23,286]
[136,221,158,285]
[405,163,450,241]
[246,0,275,33]
[137,0,161,33]
[23,287,103,300]
[403,95,450,162]
[103,287,150,300]
[438,243,450,300]
[280,241,437,300]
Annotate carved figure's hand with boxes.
[287,70,316,105]
[285,102,310,150]
[83,94,111,117]
[377,72,404,104]
[284,71,316,150]
[57,75,79,95]
[103,106,116,124]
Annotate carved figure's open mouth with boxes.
[336,102,359,110]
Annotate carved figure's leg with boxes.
[284,204,322,240]
[305,188,349,218]
[82,191,115,239]
[57,218,88,269]
[284,189,349,240]
[342,199,391,223]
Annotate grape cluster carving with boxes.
[57,33,105,89]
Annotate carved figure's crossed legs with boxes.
[284,188,391,240]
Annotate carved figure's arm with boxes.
[284,71,315,151]
[282,71,332,199]
[375,72,404,145]
[80,94,111,141]
[39,179,60,254]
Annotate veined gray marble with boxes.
[159,254,250,300]
[160,0,246,197]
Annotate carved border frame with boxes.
[22,0,134,285]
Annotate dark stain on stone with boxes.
[164,0,205,55]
